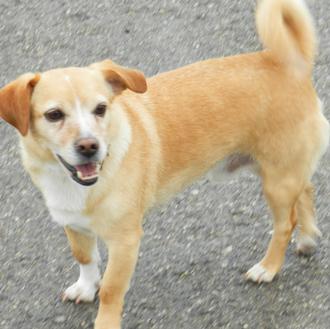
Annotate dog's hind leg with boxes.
[296,183,321,255]
[246,166,303,283]
[62,226,101,303]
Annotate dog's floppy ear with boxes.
[90,60,147,94]
[0,73,40,136]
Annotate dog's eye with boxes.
[93,103,107,117]
[44,109,65,122]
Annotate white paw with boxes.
[246,263,276,283]
[296,234,317,256]
[63,279,99,303]
[63,261,101,303]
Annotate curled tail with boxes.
[256,0,316,73]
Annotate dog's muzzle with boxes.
[57,155,101,186]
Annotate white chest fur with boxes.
[37,163,91,231]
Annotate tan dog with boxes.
[0,0,329,328]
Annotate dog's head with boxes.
[0,60,147,186]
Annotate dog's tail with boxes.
[256,0,316,74]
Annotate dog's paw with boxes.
[296,234,317,256]
[63,279,99,304]
[245,263,276,283]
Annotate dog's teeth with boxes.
[77,171,98,181]
[85,174,97,180]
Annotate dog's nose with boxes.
[75,138,99,158]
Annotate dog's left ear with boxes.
[0,73,40,136]
[90,60,147,94]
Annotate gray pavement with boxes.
[0,0,329,328]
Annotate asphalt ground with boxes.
[0,0,329,328]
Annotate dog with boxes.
[0,0,328,328]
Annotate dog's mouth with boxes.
[57,155,100,186]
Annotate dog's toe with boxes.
[245,263,276,283]
[62,280,99,303]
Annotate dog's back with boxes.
[142,0,325,203]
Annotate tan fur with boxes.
[64,226,96,265]
[256,0,316,72]
[0,0,328,328]
[0,73,40,135]
[90,60,147,94]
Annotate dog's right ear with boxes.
[0,73,40,136]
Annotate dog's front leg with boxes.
[94,218,143,329]
[63,226,101,303]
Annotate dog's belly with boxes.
[207,153,255,182]
[156,153,256,204]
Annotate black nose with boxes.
[75,138,99,158]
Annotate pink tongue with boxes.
[75,163,97,178]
